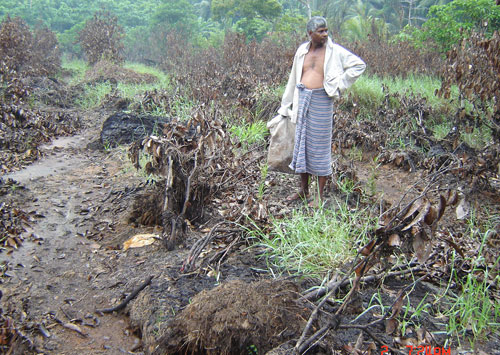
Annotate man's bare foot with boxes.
[308,197,323,208]
[286,191,309,202]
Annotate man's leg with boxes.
[308,175,327,207]
[300,173,310,197]
[317,175,327,201]
[287,173,310,201]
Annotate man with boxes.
[278,16,366,206]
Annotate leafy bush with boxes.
[0,16,61,81]
[438,30,500,143]
[78,11,124,65]
[30,27,62,77]
[399,0,500,53]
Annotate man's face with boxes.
[309,26,328,46]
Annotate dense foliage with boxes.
[400,0,500,52]
[0,0,481,57]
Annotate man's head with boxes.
[307,16,328,46]
[306,16,327,34]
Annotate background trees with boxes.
[1,0,499,58]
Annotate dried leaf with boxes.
[436,194,447,221]
[401,198,423,220]
[391,289,405,318]
[456,197,469,220]
[354,331,363,351]
[123,234,159,251]
[61,322,87,337]
[360,239,376,256]
[446,190,458,205]
[413,230,432,263]
[388,234,401,247]
[402,199,430,231]
[424,206,438,225]
[440,236,465,258]
[385,318,398,335]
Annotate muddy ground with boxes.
[1,98,500,355]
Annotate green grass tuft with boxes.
[250,200,374,277]
[229,120,268,149]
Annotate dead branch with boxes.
[181,221,230,272]
[95,275,154,314]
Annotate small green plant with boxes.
[346,146,363,162]
[400,293,432,337]
[257,163,268,200]
[169,96,195,121]
[336,174,358,195]
[432,121,452,140]
[102,139,112,152]
[460,124,492,150]
[247,344,258,355]
[229,120,268,150]
[365,162,380,197]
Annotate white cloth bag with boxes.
[266,114,296,174]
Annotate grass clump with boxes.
[350,74,444,111]
[349,75,385,109]
[436,231,500,348]
[251,201,373,277]
[61,58,88,84]
[118,63,171,99]
[75,82,113,109]
[229,120,268,150]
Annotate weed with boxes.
[346,146,363,162]
[437,231,500,348]
[61,58,88,84]
[257,163,268,200]
[124,62,170,87]
[247,344,258,354]
[249,199,374,277]
[365,162,380,197]
[75,82,113,109]
[432,120,452,140]
[400,292,432,337]
[349,75,385,109]
[229,120,268,150]
[336,174,359,195]
[102,139,112,152]
[461,124,492,150]
[170,96,195,122]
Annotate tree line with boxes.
[1,0,499,59]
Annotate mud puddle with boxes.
[3,135,88,183]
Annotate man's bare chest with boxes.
[303,50,325,72]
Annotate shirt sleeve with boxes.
[336,47,366,94]
[278,51,299,118]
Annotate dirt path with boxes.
[1,111,267,354]
[1,115,147,354]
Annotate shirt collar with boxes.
[297,37,334,57]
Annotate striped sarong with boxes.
[289,84,334,176]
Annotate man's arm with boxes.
[336,47,366,94]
